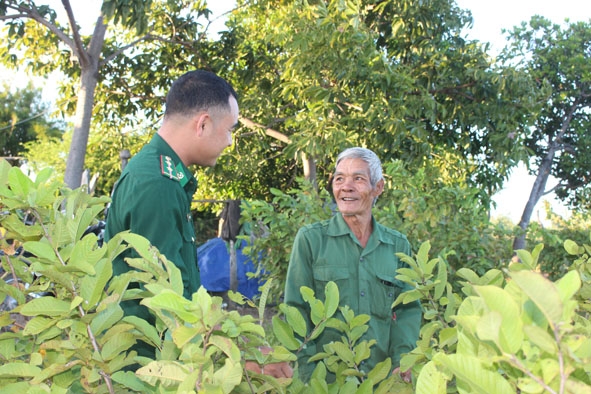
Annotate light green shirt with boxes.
[284,213,422,381]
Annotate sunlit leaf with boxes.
[101,332,136,361]
[20,296,71,317]
[324,281,339,318]
[272,315,300,350]
[89,303,124,335]
[0,362,41,378]
[510,271,563,326]
[283,304,307,338]
[416,361,447,394]
[136,360,188,387]
[434,353,514,394]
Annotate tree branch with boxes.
[2,2,77,53]
[0,13,29,19]
[239,117,292,144]
[60,0,89,65]
[555,96,580,143]
[100,33,153,65]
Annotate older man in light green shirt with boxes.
[284,147,422,382]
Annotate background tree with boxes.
[500,17,591,250]
[0,82,62,164]
[197,0,544,211]
[2,0,544,211]
[0,0,219,189]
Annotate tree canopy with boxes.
[196,0,543,208]
[0,82,63,164]
[0,0,216,188]
[3,0,589,251]
[499,16,591,250]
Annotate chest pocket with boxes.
[312,264,350,303]
[181,211,196,243]
[371,272,405,320]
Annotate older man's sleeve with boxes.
[390,241,422,368]
[284,228,318,381]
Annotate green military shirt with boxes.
[284,213,422,381]
[105,133,200,309]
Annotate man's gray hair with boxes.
[335,147,383,187]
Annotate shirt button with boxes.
[360,291,365,296]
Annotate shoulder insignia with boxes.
[160,155,180,181]
[175,162,189,187]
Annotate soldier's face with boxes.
[202,95,239,166]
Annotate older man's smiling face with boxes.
[332,158,383,217]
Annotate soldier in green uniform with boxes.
[284,147,422,383]
[104,70,239,359]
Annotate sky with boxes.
[3,0,590,223]
[454,0,590,223]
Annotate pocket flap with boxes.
[313,266,350,281]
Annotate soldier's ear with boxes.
[194,112,209,136]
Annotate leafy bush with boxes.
[524,203,591,280]
[1,159,590,394]
[0,159,292,393]
[394,241,591,393]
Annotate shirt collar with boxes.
[150,134,197,193]
[327,212,394,249]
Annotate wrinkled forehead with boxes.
[334,157,370,174]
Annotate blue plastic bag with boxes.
[197,237,264,299]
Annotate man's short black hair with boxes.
[164,70,238,117]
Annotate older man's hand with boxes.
[393,366,412,383]
[244,346,293,379]
[245,360,293,378]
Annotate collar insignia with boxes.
[160,155,189,186]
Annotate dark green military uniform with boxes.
[105,134,200,357]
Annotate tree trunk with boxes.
[302,152,317,187]
[63,18,107,189]
[512,149,555,252]
[229,240,237,292]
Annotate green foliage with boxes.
[1,159,590,393]
[0,159,293,392]
[273,281,411,393]
[524,205,591,280]
[239,179,333,301]
[0,82,63,162]
[501,17,591,209]
[1,0,557,231]
[398,240,591,393]
[218,0,541,205]
[377,158,515,275]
